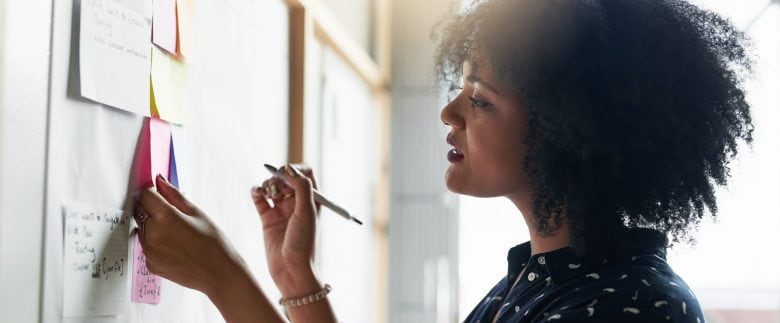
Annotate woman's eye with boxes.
[469,96,490,108]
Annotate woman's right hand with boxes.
[251,164,323,298]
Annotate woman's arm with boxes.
[206,260,285,323]
[136,167,338,323]
[251,165,337,322]
[136,175,287,322]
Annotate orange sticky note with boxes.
[176,0,195,58]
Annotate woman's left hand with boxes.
[135,175,286,323]
[135,175,246,296]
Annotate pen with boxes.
[263,164,363,225]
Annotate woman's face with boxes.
[441,61,530,198]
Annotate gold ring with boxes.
[137,212,149,235]
[268,183,279,198]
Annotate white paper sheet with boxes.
[62,202,130,318]
[79,0,151,115]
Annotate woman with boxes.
[135,0,753,322]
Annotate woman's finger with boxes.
[280,165,317,218]
[289,164,321,212]
[133,203,148,227]
[291,163,318,190]
[263,177,293,200]
[138,187,175,222]
[272,183,295,203]
[155,174,197,215]
[251,186,273,215]
[140,211,165,247]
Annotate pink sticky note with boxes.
[153,0,177,54]
[132,120,152,191]
[149,117,172,181]
[131,117,171,304]
[131,235,162,303]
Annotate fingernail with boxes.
[284,164,304,177]
[251,186,263,196]
[268,183,279,197]
[281,165,297,177]
[157,174,168,183]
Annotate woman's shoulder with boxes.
[541,251,704,322]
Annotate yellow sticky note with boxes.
[176,0,195,59]
[151,46,188,125]
[150,79,160,117]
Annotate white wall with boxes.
[314,46,381,323]
[319,0,375,57]
[389,0,460,322]
[667,0,780,312]
[0,0,52,321]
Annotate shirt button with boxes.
[528,272,537,281]
[538,256,546,265]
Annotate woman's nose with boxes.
[440,99,464,129]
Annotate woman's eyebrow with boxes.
[466,75,500,95]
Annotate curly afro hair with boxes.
[433,0,754,257]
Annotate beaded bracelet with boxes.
[279,284,332,307]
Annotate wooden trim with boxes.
[374,0,392,83]
[372,89,391,323]
[288,7,312,164]
[285,0,388,91]
[372,1,392,322]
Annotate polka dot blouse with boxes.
[464,232,704,322]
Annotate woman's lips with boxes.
[446,133,464,162]
[448,148,464,162]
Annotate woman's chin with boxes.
[444,169,478,196]
[445,170,510,198]
[444,168,464,194]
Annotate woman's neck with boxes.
[507,193,570,255]
[527,224,569,255]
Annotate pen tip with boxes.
[263,164,278,173]
[353,218,363,225]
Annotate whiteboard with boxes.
[42,0,290,321]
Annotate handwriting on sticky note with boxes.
[63,203,129,317]
[131,235,162,303]
[79,0,151,115]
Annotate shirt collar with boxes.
[506,229,668,285]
